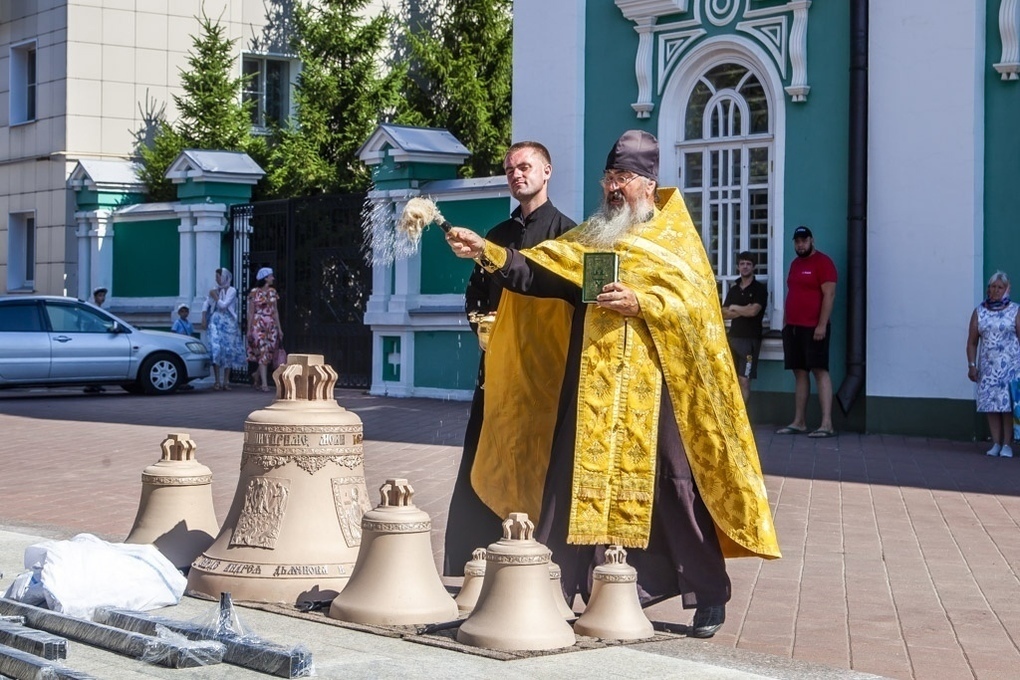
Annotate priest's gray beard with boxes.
[576,192,656,249]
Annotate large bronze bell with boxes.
[186,355,371,604]
[457,513,575,651]
[124,433,219,570]
[573,545,654,640]
[329,479,458,625]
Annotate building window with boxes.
[679,63,773,301]
[242,56,292,129]
[10,41,37,125]
[7,213,36,291]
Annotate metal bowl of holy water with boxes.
[468,312,498,351]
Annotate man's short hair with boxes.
[736,251,756,265]
[504,141,551,166]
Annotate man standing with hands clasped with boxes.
[777,226,838,438]
[722,251,767,403]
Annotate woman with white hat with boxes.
[246,266,283,392]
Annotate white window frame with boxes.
[241,54,298,131]
[7,212,37,292]
[10,40,38,126]
[658,36,787,330]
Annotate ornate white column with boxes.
[631,17,658,118]
[190,205,229,304]
[784,0,812,101]
[995,0,1020,80]
[88,211,114,299]
[74,212,92,301]
[175,206,197,305]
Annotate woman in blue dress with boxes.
[967,270,1020,457]
[202,268,247,390]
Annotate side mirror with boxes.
[110,321,121,333]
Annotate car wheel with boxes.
[138,354,184,395]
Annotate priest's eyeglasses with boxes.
[600,172,640,189]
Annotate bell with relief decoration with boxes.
[457,513,575,651]
[454,548,486,615]
[573,545,654,640]
[186,354,371,604]
[329,479,458,625]
[124,433,220,570]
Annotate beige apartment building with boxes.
[0,0,307,298]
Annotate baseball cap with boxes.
[792,226,812,240]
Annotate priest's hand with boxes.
[597,282,641,317]
[445,227,485,259]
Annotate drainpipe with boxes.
[836,0,868,414]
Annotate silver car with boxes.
[0,296,211,394]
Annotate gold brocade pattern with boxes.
[473,188,780,559]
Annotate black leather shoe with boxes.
[689,604,726,638]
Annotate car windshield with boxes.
[45,302,117,334]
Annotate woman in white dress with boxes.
[967,270,1020,457]
[202,268,247,390]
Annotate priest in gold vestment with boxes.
[444,130,781,638]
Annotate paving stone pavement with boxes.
[0,383,1017,679]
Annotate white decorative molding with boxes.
[995,0,1020,80]
[632,17,658,117]
[615,0,688,21]
[784,1,811,101]
[657,29,709,94]
[736,16,788,78]
[618,0,813,114]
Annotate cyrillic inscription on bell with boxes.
[186,354,371,604]
[124,433,220,570]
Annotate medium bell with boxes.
[548,561,576,619]
[125,433,219,570]
[454,548,486,615]
[573,545,654,640]
[329,479,458,625]
[457,513,575,651]
[187,354,372,604]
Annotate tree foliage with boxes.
[265,0,402,196]
[395,0,513,178]
[136,12,259,201]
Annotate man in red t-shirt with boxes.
[777,226,837,438]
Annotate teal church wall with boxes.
[422,197,510,295]
[414,330,479,390]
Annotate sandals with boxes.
[259,386,271,393]
[776,425,807,435]
[808,428,836,438]
[212,383,223,391]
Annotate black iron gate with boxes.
[231,193,372,388]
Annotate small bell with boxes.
[125,433,219,570]
[329,479,457,626]
[454,548,486,615]
[573,545,654,640]
[548,561,575,619]
[457,513,575,651]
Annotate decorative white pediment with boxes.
[617,0,812,117]
[165,150,264,185]
[616,0,689,22]
[995,0,1020,80]
[67,159,144,193]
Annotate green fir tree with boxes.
[136,12,258,200]
[396,0,513,178]
[265,0,402,196]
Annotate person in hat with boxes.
[246,266,282,392]
[170,303,194,337]
[91,287,108,308]
[443,141,576,578]
[775,226,838,437]
[443,130,780,639]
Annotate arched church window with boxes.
[679,63,773,300]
